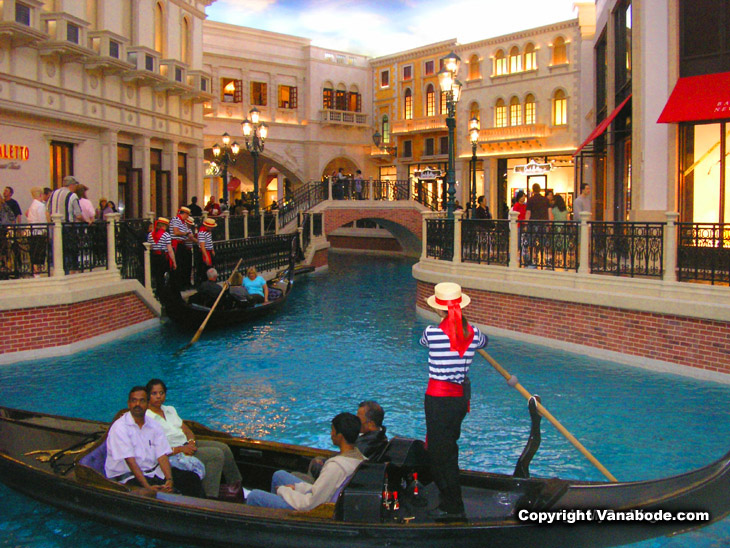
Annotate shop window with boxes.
[425,138,435,156]
[381,69,389,88]
[50,141,74,190]
[525,94,536,125]
[524,43,537,70]
[468,54,480,79]
[552,36,567,65]
[251,81,267,106]
[178,152,188,207]
[278,85,297,109]
[494,49,507,75]
[426,84,435,117]
[221,79,242,103]
[553,89,567,125]
[495,98,507,128]
[614,0,632,100]
[323,87,333,109]
[404,88,413,120]
[424,60,435,75]
[510,96,521,126]
[402,140,412,158]
[509,46,522,73]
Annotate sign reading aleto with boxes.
[414,168,444,181]
[513,159,552,176]
[0,144,30,161]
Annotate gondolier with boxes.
[169,207,195,290]
[420,282,487,522]
[197,218,216,282]
[148,217,176,294]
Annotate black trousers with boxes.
[150,253,168,293]
[127,468,204,498]
[425,394,468,514]
[173,245,192,290]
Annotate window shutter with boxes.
[262,83,267,106]
[234,80,242,103]
[290,87,297,109]
[356,93,361,112]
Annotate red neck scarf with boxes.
[152,223,166,243]
[437,297,474,358]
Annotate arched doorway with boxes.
[322,157,359,180]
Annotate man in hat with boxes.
[46,176,83,223]
[169,206,196,290]
[420,282,488,522]
[196,218,216,283]
[147,217,176,294]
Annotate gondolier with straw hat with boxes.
[169,206,195,289]
[147,217,176,295]
[197,217,216,283]
[420,282,487,522]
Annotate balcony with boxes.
[370,145,396,159]
[122,46,165,86]
[38,12,94,62]
[156,59,191,94]
[0,0,47,47]
[183,70,214,103]
[320,109,367,126]
[85,30,133,73]
[391,115,446,135]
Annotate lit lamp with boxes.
[469,116,480,216]
[211,132,240,203]
[438,51,462,218]
[242,107,268,214]
[372,130,396,155]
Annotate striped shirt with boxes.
[198,229,214,250]
[147,230,172,252]
[420,324,487,384]
[169,216,189,241]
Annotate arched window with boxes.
[509,46,521,73]
[469,102,480,126]
[468,54,480,80]
[181,17,191,65]
[154,2,164,55]
[495,98,507,128]
[553,89,567,125]
[524,43,536,71]
[509,96,521,126]
[382,115,390,143]
[525,94,536,125]
[404,88,413,120]
[552,36,567,65]
[322,81,333,109]
[348,84,361,112]
[335,83,347,111]
[425,84,435,117]
[494,49,507,76]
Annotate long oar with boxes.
[182,258,243,351]
[478,348,618,483]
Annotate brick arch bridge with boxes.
[314,202,428,257]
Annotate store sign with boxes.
[513,159,552,176]
[414,168,444,180]
[0,144,30,161]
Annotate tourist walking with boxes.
[573,184,591,219]
[354,170,364,200]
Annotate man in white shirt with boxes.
[105,386,203,497]
[573,184,592,218]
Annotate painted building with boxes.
[0,0,213,219]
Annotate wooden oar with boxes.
[477,348,618,483]
[181,258,243,351]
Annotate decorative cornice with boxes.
[457,19,579,52]
[370,39,458,67]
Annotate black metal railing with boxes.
[590,222,664,277]
[301,214,311,254]
[199,234,298,281]
[413,185,440,211]
[371,180,409,201]
[0,223,52,279]
[210,218,226,241]
[228,215,246,240]
[425,218,454,261]
[264,212,277,235]
[61,222,107,273]
[267,180,327,228]
[116,219,149,283]
[461,219,510,266]
[519,221,579,271]
[677,223,730,285]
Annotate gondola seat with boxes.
[78,440,108,477]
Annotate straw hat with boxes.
[203,218,217,228]
[184,217,195,225]
[156,217,170,225]
[179,206,191,215]
[426,282,471,310]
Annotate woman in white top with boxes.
[76,184,96,223]
[26,187,46,223]
[145,379,243,499]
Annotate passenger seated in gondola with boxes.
[246,413,364,511]
[228,271,250,304]
[243,266,268,304]
[193,268,222,306]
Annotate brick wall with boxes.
[310,248,329,269]
[327,235,403,252]
[0,293,155,355]
[324,208,422,240]
[416,281,730,374]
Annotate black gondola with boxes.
[0,406,728,548]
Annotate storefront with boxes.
[503,155,576,214]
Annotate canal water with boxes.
[1,252,729,547]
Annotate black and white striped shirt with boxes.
[169,216,188,241]
[198,230,214,250]
[419,325,487,384]
[147,231,172,253]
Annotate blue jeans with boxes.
[246,470,307,510]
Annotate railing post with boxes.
[578,211,592,275]
[143,242,152,291]
[243,210,248,239]
[106,213,120,272]
[223,210,230,241]
[421,210,430,261]
[368,178,374,202]
[297,226,304,254]
[260,212,265,236]
[453,209,463,263]
[274,210,279,235]
[663,211,679,282]
[508,210,519,269]
[51,213,64,277]
[328,177,333,201]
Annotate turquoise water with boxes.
[1,252,730,547]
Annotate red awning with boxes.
[574,94,632,156]
[658,71,730,123]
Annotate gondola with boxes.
[1,405,729,548]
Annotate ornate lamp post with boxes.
[241,107,268,215]
[438,52,462,218]
[211,132,240,204]
[469,115,480,217]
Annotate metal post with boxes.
[143,242,152,291]
[297,226,304,254]
[508,209,519,269]
[243,210,249,239]
[453,209,463,263]
[369,178,374,201]
[274,210,279,235]
[663,211,679,282]
[578,211,592,274]
[223,210,230,241]
[222,160,229,204]
[51,213,64,278]
[252,150,259,215]
[471,143,477,216]
[106,212,119,272]
[446,96,456,218]
[421,211,430,261]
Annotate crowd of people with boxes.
[328,168,364,200]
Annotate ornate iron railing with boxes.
[209,218,226,241]
[264,212,277,235]
[61,222,107,273]
[461,219,510,265]
[227,215,246,240]
[116,219,149,283]
[196,234,297,281]
[371,180,409,201]
[267,180,327,228]
[425,218,454,261]
[519,221,579,270]
[413,184,440,211]
[0,223,52,279]
[590,222,664,277]
[677,223,730,285]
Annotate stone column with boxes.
[277,173,285,202]
[328,177,333,201]
[163,140,177,216]
[223,210,230,241]
[578,211,592,275]
[99,129,118,206]
[243,210,249,239]
[508,210,519,269]
[143,242,152,291]
[453,209,463,263]
[134,136,151,217]
[51,213,64,277]
[663,211,679,282]
[298,226,304,254]
[368,178,374,202]
[106,212,120,272]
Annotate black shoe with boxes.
[427,508,467,523]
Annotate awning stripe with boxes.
[574,94,632,156]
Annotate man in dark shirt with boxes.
[3,187,21,223]
[187,196,203,217]
[356,400,388,460]
[525,183,550,220]
[197,268,222,305]
[473,195,492,220]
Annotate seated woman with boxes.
[228,271,249,303]
[145,379,244,500]
[243,266,268,304]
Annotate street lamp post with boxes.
[241,107,268,215]
[438,52,462,219]
[469,116,480,217]
[211,132,240,204]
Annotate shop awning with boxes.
[573,94,632,156]
[658,71,730,123]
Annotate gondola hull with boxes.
[0,407,729,547]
